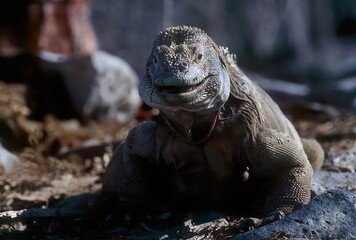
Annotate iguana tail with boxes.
[301,138,325,170]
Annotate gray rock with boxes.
[312,170,356,195]
[233,190,356,239]
[332,148,356,172]
[85,51,141,123]
[40,50,140,123]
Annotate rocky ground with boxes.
[0,82,355,239]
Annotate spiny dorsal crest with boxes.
[155,26,208,46]
[219,46,238,69]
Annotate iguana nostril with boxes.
[180,61,188,70]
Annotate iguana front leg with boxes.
[246,128,313,217]
[102,121,160,210]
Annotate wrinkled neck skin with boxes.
[160,108,221,144]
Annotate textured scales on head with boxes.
[155,26,235,59]
[154,26,239,72]
[154,26,208,46]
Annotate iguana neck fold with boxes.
[160,109,220,144]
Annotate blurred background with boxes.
[1,0,355,121]
[91,0,356,111]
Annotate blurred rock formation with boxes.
[0,0,140,122]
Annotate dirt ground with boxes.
[0,83,355,238]
[0,83,137,212]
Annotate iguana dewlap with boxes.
[103,26,324,217]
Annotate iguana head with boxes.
[140,26,231,113]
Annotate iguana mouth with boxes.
[156,80,204,94]
[154,73,215,94]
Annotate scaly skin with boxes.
[103,26,324,220]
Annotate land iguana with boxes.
[102,26,324,226]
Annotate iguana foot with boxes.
[239,210,285,232]
[239,218,262,231]
[262,210,285,225]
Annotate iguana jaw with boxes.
[140,69,230,113]
[151,70,210,95]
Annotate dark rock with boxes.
[233,190,356,239]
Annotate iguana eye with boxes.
[196,52,203,61]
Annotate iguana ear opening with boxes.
[219,55,229,71]
[209,39,235,81]
[218,49,236,89]
[211,42,229,70]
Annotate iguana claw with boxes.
[240,218,262,231]
[263,210,285,224]
[239,210,285,232]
